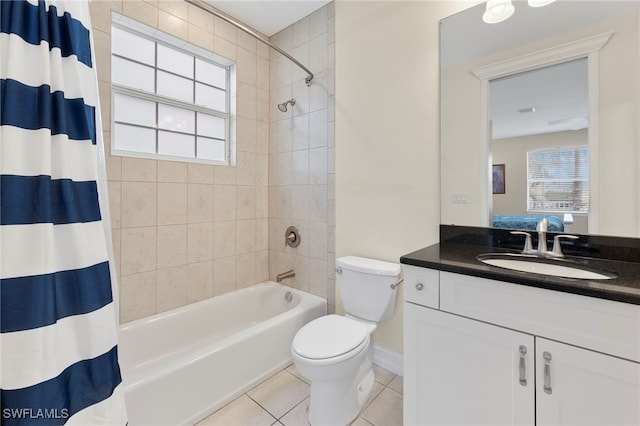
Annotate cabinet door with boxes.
[404,303,535,426]
[536,338,640,426]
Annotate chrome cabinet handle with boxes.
[415,283,424,291]
[519,345,527,386]
[543,351,552,394]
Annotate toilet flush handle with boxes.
[390,278,404,290]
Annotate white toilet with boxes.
[291,256,401,426]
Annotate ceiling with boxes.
[205,0,331,37]
[490,58,588,140]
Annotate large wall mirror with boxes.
[440,0,640,237]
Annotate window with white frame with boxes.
[110,15,235,165]
[527,146,589,213]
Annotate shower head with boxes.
[277,98,296,112]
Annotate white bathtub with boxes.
[118,282,326,425]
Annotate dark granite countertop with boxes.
[400,226,640,306]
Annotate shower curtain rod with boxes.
[185,0,314,86]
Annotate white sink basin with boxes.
[477,253,618,280]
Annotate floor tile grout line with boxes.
[244,393,279,424]
[275,396,309,424]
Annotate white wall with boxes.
[334,1,475,354]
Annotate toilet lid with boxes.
[292,315,369,360]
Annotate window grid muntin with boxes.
[526,146,589,214]
[111,19,232,165]
[113,85,227,161]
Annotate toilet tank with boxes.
[336,256,401,322]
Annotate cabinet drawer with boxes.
[440,271,640,362]
[402,265,439,308]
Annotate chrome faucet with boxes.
[511,218,579,258]
[536,217,549,253]
[276,269,295,283]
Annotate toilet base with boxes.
[307,355,374,426]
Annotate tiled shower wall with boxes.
[268,4,336,312]
[91,1,271,323]
[90,1,335,323]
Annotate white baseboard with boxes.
[372,345,403,376]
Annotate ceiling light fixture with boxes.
[528,0,557,7]
[483,0,556,24]
[482,0,515,24]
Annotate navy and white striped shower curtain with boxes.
[1,1,127,424]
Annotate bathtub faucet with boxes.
[276,270,295,283]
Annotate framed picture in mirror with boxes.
[493,164,505,194]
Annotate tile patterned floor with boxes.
[196,364,403,426]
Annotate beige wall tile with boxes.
[157,265,188,313]
[120,271,157,323]
[237,151,256,186]
[122,157,157,182]
[158,9,188,40]
[158,161,188,183]
[236,219,256,255]
[256,186,268,219]
[237,47,257,86]
[214,36,236,61]
[237,30,256,54]
[236,117,257,152]
[105,152,122,182]
[108,181,121,229]
[121,182,157,228]
[187,222,214,263]
[157,183,188,225]
[256,122,269,154]
[189,24,214,51]
[89,1,121,34]
[257,40,270,59]
[121,227,157,275]
[214,17,236,43]
[213,221,236,259]
[158,1,188,20]
[187,261,214,303]
[236,186,256,220]
[214,163,236,185]
[237,82,257,120]
[157,224,188,268]
[255,250,269,282]
[256,219,269,251]
[122,0,158,28]
[213,256,236,296]
[188,163,214,184]
[187,3,214,32]
[236,252,256,288]
[93,29,111,83]
[257,57,270,91]
[308,258,327,298]
[188,184,214,223]
[111,229,121,278]
[308,222,328,260]
[308,184,327,222]
[213,185,236,221]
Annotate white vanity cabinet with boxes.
[404,267,640,426]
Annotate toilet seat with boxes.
[292,315,369,361]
